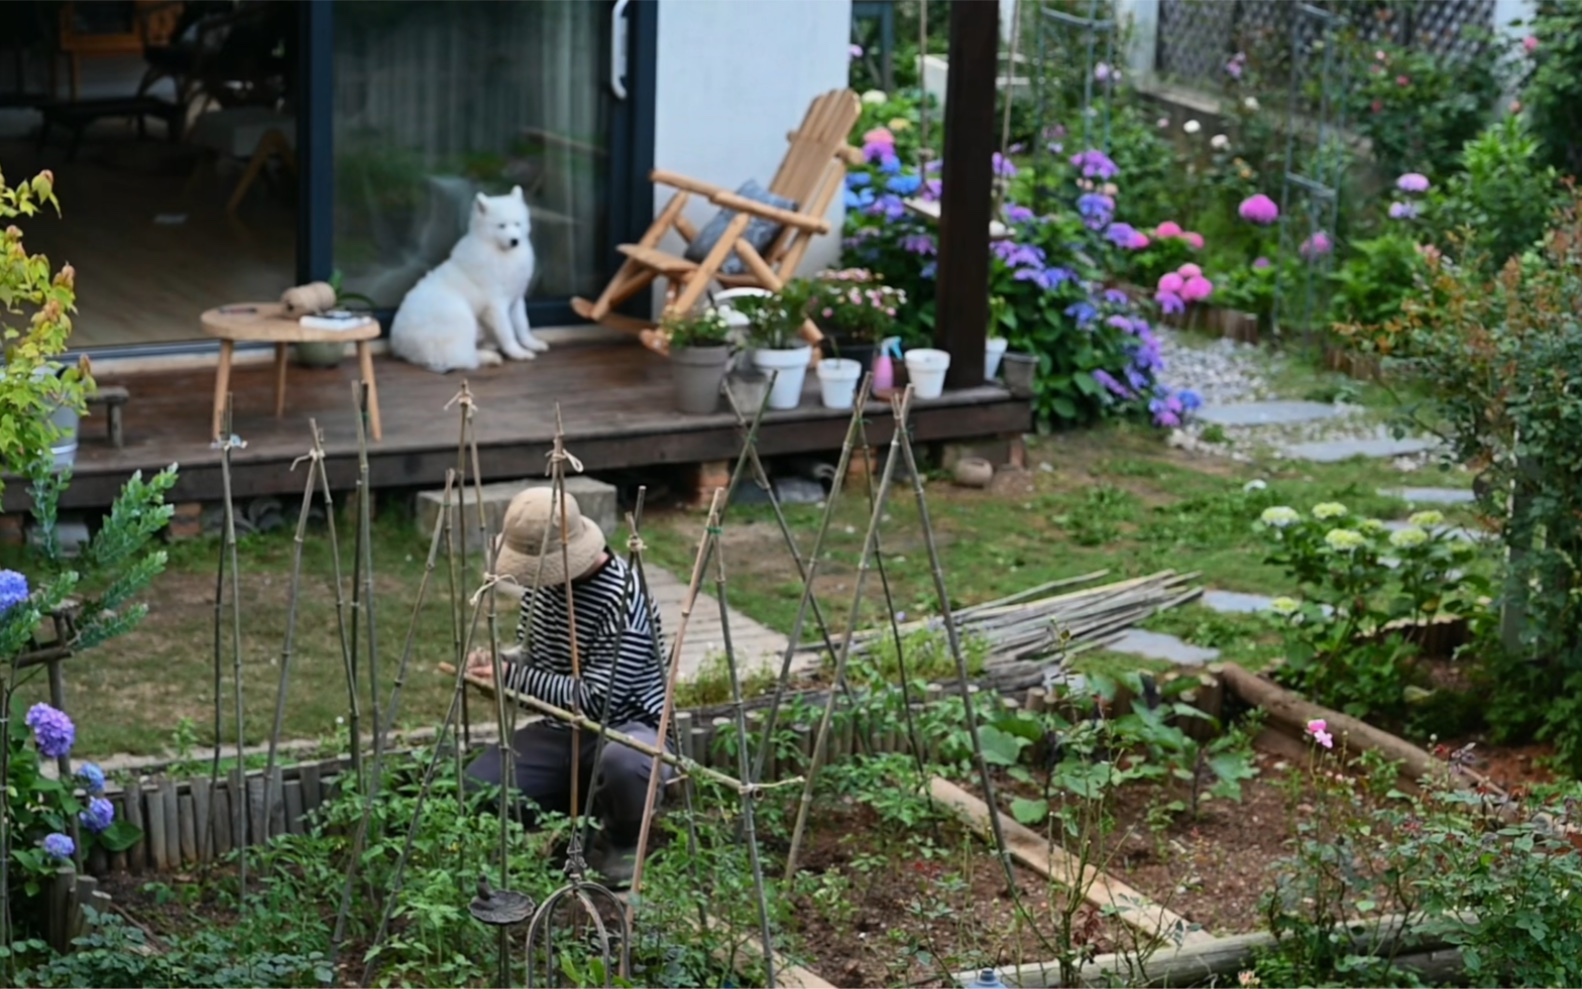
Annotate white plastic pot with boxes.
[750,345,813,409]
[712,288,772,338]
[985,337,1009,381]
[816,357,862,410]
[904,348,951,399]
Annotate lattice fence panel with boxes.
[1154,0,1495,86]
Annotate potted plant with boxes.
[732,281,816,410]
[663,307,734,415]
[295,271,378,368]
[812,269,904,373]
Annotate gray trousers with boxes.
[465,722,672,845]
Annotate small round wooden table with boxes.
[200,303,383,442]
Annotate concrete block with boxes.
[416,476,619,549]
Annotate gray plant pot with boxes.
[294,342,347,368]
[1002,351,1038,399]
[672,345,732,415]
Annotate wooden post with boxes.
[934,0,997,389]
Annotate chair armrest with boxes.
[650,169,728,198]
[709,190,830,234]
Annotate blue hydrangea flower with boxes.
[886,173,923,196]
[1104,222,1139,247]
[25,704,75,759]
[1093,369,1133,399]
[76,762,106,794]
[0,570,28,613]
[866,193,906,221]
[878,153,902,175]
[1178,389,1203,411]
[1064,301,1098,326]
[42,833,74,860]
[1102,289,1131,306]
[843,186,875,210]
[1004,204,1034,223]
[920,262,937,279]
[80,796,115,834]
[845,172,872,189]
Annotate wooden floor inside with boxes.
[22,338,1032,512]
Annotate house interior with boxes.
[0,0,298,351]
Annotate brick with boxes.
[682,460,733,509]
[416,476,618,549]
[168,502,204,541]
[844,447,880,485]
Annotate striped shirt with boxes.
[504,551,667,729]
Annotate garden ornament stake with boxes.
[471,873,536,985]
[524,868,629,988]
[784,385,916,881]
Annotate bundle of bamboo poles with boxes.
[815,568,1203,668]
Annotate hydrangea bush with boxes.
[840,95,1197,429]
[1256,501,1487,723]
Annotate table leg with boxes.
[211,339,234,441]
[274,343,289,418]
[357,342,382,441]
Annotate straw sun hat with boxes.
[494,488,606,589]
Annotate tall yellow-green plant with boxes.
[0,168,91,491]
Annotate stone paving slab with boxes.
[1280,437,1437,463]
[1196,400,1350,427]
[1381,519,1486,542]
[1201,589,1276,614]
[1381,487,1476,505]
[1105,629,1221,666]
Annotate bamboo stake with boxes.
[353,382,384,772]
[783,388,915,881]
[548,404,586,855]
[261,435,324,846]
[712,540,778,988]
[891,393,1017,895]
[626,488,726,930]
[216,395,248,894]
[751,377,876,786]
[310,420,361,791]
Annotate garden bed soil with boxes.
[784,803,1114,988]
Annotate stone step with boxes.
[1196,400,1351,427]
[415,475,619,550]
[1279,437,1437,463]
[1380,486,1475,505]
[1104,629,1220,666]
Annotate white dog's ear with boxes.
[475,192,489,213]
[510,185,524,201]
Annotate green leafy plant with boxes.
[0,168,90,503]
[1428,115,1562,270]
[659,307,731,350]
[730,280,817,350]
[1343,37,1503,178]
[1256,501,1486,723]
[1516,1,1582,176]
[811,268,905,344]
[1328,231,1427,337]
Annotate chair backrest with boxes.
[767,89,861,205]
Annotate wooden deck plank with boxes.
[18,339,1029,511]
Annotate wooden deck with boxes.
[25,338,1031,512]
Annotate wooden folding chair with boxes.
[571,89,864,354]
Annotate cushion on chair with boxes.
[682,180,798,277]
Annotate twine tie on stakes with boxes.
[545,445,585,476]
[625,533,648,555]
[289,446,326,472]
[468,572,521,608]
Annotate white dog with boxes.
[390,186,547,372]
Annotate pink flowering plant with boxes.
[810,268,905,344]
[1344,38,1504,178]
[1255,501,1487,725]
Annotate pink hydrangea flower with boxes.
[1157,272,1185,294]
[1128,232,1150,249]
[1181,275,1213,302]
[1155,220,1184,239]
[1238,193,1279,225]
[1396,172,1430,194]
[1306,718,1334,749]
[862,127,896,151]
[1183,231,1204,249]
[1524,35,1539,53]
[1300,231,1333,260]
[1177,262,1202,279]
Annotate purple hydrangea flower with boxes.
[991,152,1018,178]
[1065,301,1098,326]
[1154,290,1186,315]
[920,262,937,279]
[920,178,943,201]
[1238,194,1280,225]
[1104,222,1139,247]
[42,833,74,860]
[1150,393,1184,428]
[866,193,906,221]
[850,43,864,59]
[80,796,115,834]
[1093,369,1133,399]
[1102,289,1130,306]
[994,241,1046,268]
[1388,201,1417,220]
[25,703,74,759]
[1252,256,1271,269]
[76,762,105,794]
[901,232,937,255]
[1004,204,1034,223]
[1396,172,1430,194]
[1076,192,1114,230]
[1069,149,1119,180]
[1105,314,1135,334]
[0,570,27,613]
[878,154,902,175]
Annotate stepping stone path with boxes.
[1201,589,1277,614]
[1381,487,1476,505]
[642,566,810,683]
[1280,436,1438,463]
[1105,628,1220,667]
[1195,400,1350,427]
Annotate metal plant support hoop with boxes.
[1030,0,1117,215]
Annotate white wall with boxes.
[649,0,852,314]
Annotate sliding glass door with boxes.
[328,0,651,326]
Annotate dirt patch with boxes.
[785,803,1112,987]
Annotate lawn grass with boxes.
[15,348,1487,758]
